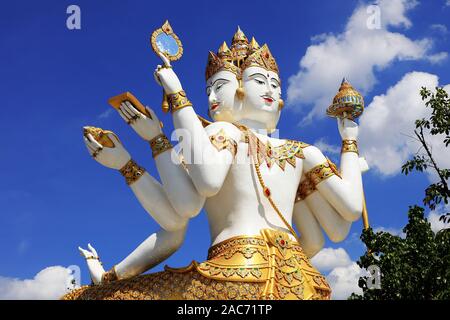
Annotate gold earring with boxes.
[278,98,284,110]
[236,79,245,100]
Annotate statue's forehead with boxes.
[243,66,279,81]
[206,70,239,86]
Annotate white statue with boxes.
[68,26,368,300]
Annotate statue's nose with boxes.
[209,91,217,104]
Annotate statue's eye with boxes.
[271,84,278,89]
[216,83,224,91]
[206,87,211,96]
[255,79,265,85]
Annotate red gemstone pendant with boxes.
[264,187,271,197]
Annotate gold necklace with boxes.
[237,124,302,244]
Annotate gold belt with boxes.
[166,228,331,300]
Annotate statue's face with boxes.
[206,70,241,122]
[241,66,281,131]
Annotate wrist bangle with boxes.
[341,140,358,154]
[119,159,146,185]
[149,134,173,158]
[167,90,192,113]
[101,266,118,284]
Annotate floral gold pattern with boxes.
[62,229,331,300]
[243,129,308,170]
[209,129,238,157]
[306,159,341,187]
[119,159,146,185]
[341,139,358,154]
[167,90,192,113]
[149,134,173,158]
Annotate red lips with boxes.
[210,103,220,111]
[263,97,274,103]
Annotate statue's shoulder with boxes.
[205,121,242,142]
[285,138,311,149]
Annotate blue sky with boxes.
[0,0,449,297]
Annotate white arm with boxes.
[79,226,186,283]
[117,102,205,218]
[83,128,189,231]
[302,119,363,222]
[155,62,241,197]
[293,200,325,258]
[115,226,187,279]
[129,172,188,231]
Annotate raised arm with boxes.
[154,57,242,197]
[116,102,205,218]
[79,225,187,284]
[302,118,363,222]
[83,127,188,231]
[293,176,351,258]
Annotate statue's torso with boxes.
[205,133,304,245]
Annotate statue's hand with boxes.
[79,243,105,285]
[118,102,163,141]
[154,52,182,94]
[337,118,359,141]
[83,128,131,170]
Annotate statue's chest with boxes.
[228,136,304,197]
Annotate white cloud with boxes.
[327,262,364,300]
[373,226,405,237]
[428,204,450,233]
[311,247,365,299]
[311,247,352,273]
[314,138,340,157]
[430,24,448,35]
[98,109,114,119]
[286,0,447,123]
[358,71,450,177]
[0,266,74,300]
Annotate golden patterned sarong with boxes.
[62,229,331,300]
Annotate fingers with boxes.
[146,107,159,122]
[88,243,98,257]
[118,106,131,123]
[124,101,143,118]
[158,52,171,67]
[154,71,162,86]
[119,103,133,119]
[84,137,95,154]
[86,133,103,149]
[106,132,121,146]
[78,246,89,257]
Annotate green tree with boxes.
[350,87,450,300]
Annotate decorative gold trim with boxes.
[83,126,118,148]
[167,90,192,113]
[101,266,118,284]
[243,129,308,171]
[150,20,183,61]
[119,159,146,185]
[341,139,358,154]
[209,129,238,157]
[306,159,341,188]
[295,178,316,202]
[149,134,173,158]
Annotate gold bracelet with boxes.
[167,90,192,113]
[306,159,340,187]
[149,134,173,158]
[341,140,358,154]
[101,266,118,284]
[119,159,146,185]
[295,177,316,202]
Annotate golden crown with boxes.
[205,27,279,80]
